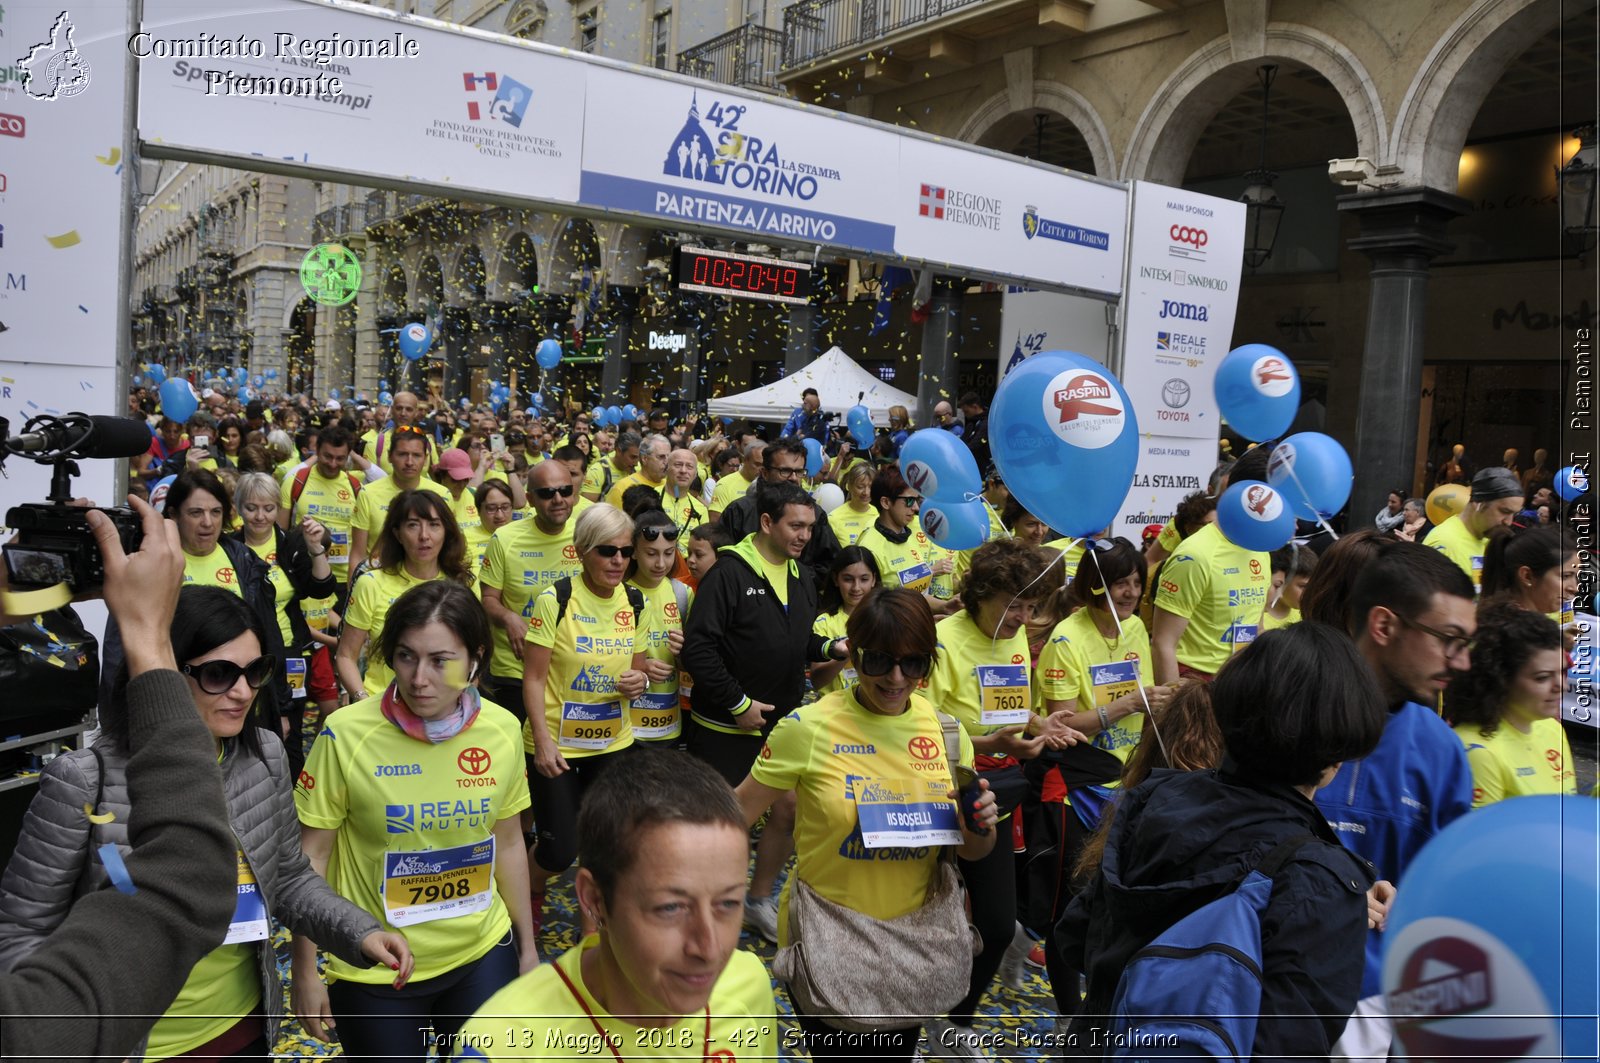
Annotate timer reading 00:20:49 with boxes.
[673,246,812,306]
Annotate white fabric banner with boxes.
[997,288,1113,380]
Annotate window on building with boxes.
[652,8,672,69]
[577,7,599,53]
[860,362,898,385]
[506,0,548,39]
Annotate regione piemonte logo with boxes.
[919,184,945,220]
[1043,369,1124,450]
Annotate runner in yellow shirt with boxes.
[828,462,878,546]
[338,490,477,700]
[471,479,521,574]
[855,465,958,615]
[1447,604,1574,807]
[1425,467,1524,591]
[808,546,879,697]
[523,504,649,936]
[660,447,710,555]
[455,748,776,1063]
[1262,543,1317,632]
[626,509,693,744]
[347,426,450,583]
[364,390,436,475]
[709,442,761,519]
[605,435,669,509]
[278,424,362,586]
[582,431,640,503]
[294,581,535,1057]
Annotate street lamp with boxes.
[1558,125,1597,256]
[1240,64,1284,269]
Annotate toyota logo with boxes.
[1170,225,1208,248]
[458,747,492,776]
[908,736,941,761]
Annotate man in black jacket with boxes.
[718,436,839,589]
[681,481,849,942]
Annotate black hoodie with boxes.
[1056,765,1374,1059]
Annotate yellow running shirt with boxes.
[345,567,449,697]
[604,471,666,509]
[1153,522,1270,675]
[828,503,877,547]
[183,547,242,595]
[524,579,639,759]
[927,611,1034,738]
[1261,605,1301,631]
[751,689,974,946]
[279,466,360,578]
[856,523,935,595]
[480,519,581,680]
[1037,607,1152,761]
[247,538,297,657]
[1425,514,1488,591]
[659,489,709,556]
[453,936,775,1062]
[295,694,531,984]
[810,610,857,696]
[1454,717,1576,808]
[350,477,451,552]
[950,505,1010,592]
[1043,536,1087,587]
[710,470,753,513]
[629,578,688,742]
[582,456,632,501]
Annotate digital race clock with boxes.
[673,246,811,306]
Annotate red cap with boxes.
[435,448,473,481]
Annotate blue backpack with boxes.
[1107,833,1314,1060]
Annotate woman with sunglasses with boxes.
[338,490,477,702]
[734,588,999,1061]
[809,546,879,697]
[523,504,649,934]
[293,581,536,1058]
[0,587,411,1060]
[855,465,956,614]
[827,461,877,547]
[924,537,1084,1054]
[624,509,693,745]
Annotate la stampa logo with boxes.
[17,11,92,102]
[462,72,531,128]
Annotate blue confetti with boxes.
[98,843,136,894]
[78,305,89,313]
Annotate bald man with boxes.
[661,447,709,552]
[711,441,763,521]
[364,390,436,475]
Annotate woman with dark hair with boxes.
[1058,622,1385,1055]
[810,545,880,696]
[734,589,999,1060]
[216,416,246,464]
[0,587,410,1060]
[1298,529,1392,631]
[924,538,1085,1052]
[625,508,692,745]
[472,478,520,570]
[1001,496,1049,546]
[293,581,535,1057]
[1480,523,1578,616]
[855,464,954,612]
[455,748,776,1061]
[338,489,476,701]
[1447,603,1573,807]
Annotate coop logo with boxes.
[461,72,531,127]
[1158,299,1209,322]
[1243,484,1283,521]
[1021,205,1110,251]
[917,182,1001,230]
[1168,225,1208,261]
[1044,370,1124,450]
[16,11,92,102]
[0,113,24,138]
[1252,354,1296,397]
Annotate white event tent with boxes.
[705,347,918,427]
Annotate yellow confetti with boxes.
[46,231,82,248]
[95,148,120,166]
[83,803,115,825]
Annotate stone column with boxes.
[785,303,816,376]
[602,286,641,405]
[1336,186,1468,521]
[916,281,960,426]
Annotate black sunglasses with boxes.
[857,649,933,680]
[639,525,681,542]
[893,495,923,507]
[591,544,635,559]
[182,655,277,695]
[534,485,575,499]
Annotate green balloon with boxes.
[300,243,363,307]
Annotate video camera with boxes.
[2,412,150,591]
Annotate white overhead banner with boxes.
[580,67,900,255]
[136,0,584,204]
[896,140,1126,296]
[997,288,1112,379]
[1118,182,1245,439]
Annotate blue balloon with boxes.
[252,375,264,389]
[234,366,248,383]
[801,437,824,478]
[146,363,167,384]
[1382,796,1598,1059]
[846,404,874,448]
[459,396,472,408]
[623,404,640,422]
[238,386,254,403]
[328,388,340,401]
[378,391,393,405]
[1214,480,1296,551]
[158,378,198,423]
[131,374,145,388]
[606,405,623,426]
[265,368,278,380]
[149,473,177,514]
[1214,343,1301,442]
[591,408,606,425]
[990,350,1140,538]
[921,499,991,550]
[535,338,563,370]
[356,392,368,403]
[1554,465,1590,501]
[901,428,981,503]
[398,322,432,361]
[1267,432,1353,521]
[379,379,390,391]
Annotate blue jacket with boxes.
[1314,701,1473,996]
[783,407,828,443]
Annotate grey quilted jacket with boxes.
[0,729,382,1055]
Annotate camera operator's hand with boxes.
[92,495,182,677]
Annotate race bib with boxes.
[850,775,962,848]
[898,561,933,592]
[629,690,679,740]
[1089,659,1139,707]
[977,663,1030,726]
[559,700,622,750]
[1561,599,1575,626]
[382,839,496,927]
[839,667,859,689]
[285,656,308,700]
[1470,555,1484,587]
[224,850,269,945]
[326,530,350,561]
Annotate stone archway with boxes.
[1120,24,1386,185]
[1389,0,1593,191]
[490,231,540,300]
[956,82,1116,178]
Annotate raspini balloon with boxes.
[1214,343,1301,442]
[989,350,1140,539]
